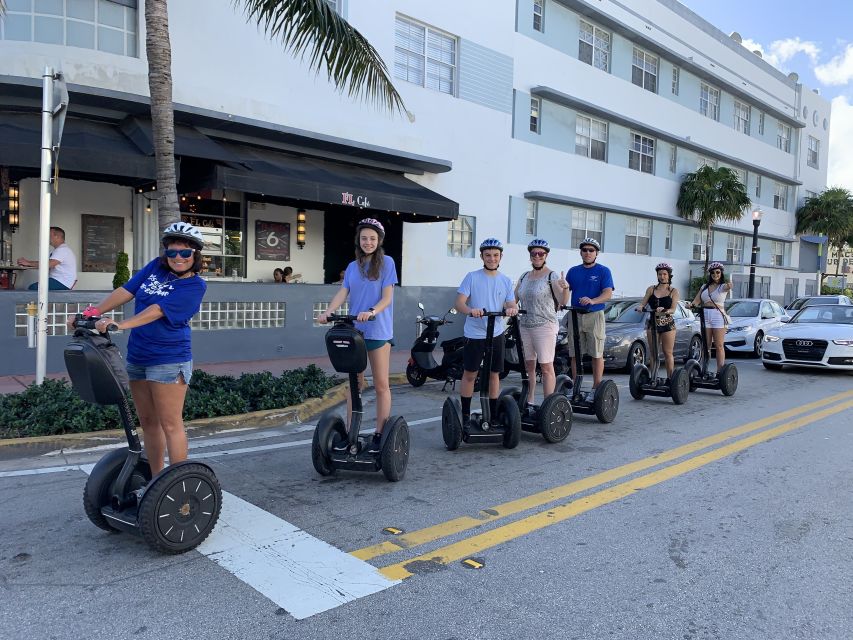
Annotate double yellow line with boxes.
[349,390,853,580]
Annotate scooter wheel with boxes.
[538,394,572,443]
[405,363,427,387]
[380,416,410,482]
[719,363,738,396]
[594,380,620,424]
[138,463,222,554]
[312,414,346,476]
[499,395,521,449]
[684,360,701,392]
[83,447,150,533]
[442,397,463,451]
[498,387,522,410]
[670,368,690,405]
[629,364,649,400]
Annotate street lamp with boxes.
[747,209,762,297]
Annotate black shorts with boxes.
[463,334,505,374]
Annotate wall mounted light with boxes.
[296,209,307,250]
[5,183,19,232]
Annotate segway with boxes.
[312,314,410,481]
[628,307,691,404]
[687,304,738,396]
[561,306,619,423]
[499,314,573,443]
[66,316,222,554]
[441,310,522,450]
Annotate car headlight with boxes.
[727,326,749,332]
[764,335,781,342]
[832,339,853,346]
[605,334,624,345]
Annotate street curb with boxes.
[0,373,410,449]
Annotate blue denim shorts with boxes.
[126,361,193,384]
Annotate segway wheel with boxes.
[538,394,572,443]
[628,364,649,400]
[312,414,346,476]
[554,374,573,396]
[442,397,463,451]
[685,360,701,392]
[719,363,738,397]
[498,387,522,411]
[593,380,619,424]
[83,447,150,532]
[380,416,410,482]
[670,368,690,405]
[138,463,222,554]
[498,395,522,449]
[405,363,427,387]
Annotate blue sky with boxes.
[680,0,853,190]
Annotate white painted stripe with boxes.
[0,464,85,477]
[197,492,398,619]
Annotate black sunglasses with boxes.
[710,270,722,275]
[580,247,597,253]
[165,248,195,259]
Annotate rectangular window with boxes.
[669,145,677,173]
[671,67,680,95]
[578,20,610,72]
[774,182,789,210]
[734,100,751,135]
[447,215,475,258]
[526,200,538,236]
[530,97,541,133]
[803,190,818,206]
[629,132,655,174]
[699,83,720,121]
[770,241,785,266]
[664,223,673,251]
[784,277,799,304]
[625,218,651,255]
[697,156,718,170]
[575,115,607,161]
[631,47,658,93]
[755,174,762,198]
[394,16,457,95]
[693,229,711,261]
[533,0,544,32]
[571,209,603,248]
[807,136,820,169]
[727,234,744,263]
[758,111,765,135]
[181,202,245,278]
[733,167,747,187]
[776,122,792,153]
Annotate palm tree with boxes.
[795,187,853,286]
[676,165,752,272]
[145,0,405,230]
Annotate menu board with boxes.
[81,214,124,273]
[255,220,290,261]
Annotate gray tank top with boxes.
[517,271,558,327]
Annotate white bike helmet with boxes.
[479,237,504,252]
[162,221,203,250]
[527,238,550,253]
[579,237,601,251]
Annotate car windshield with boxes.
[803,296,841,307]
[604,300,644,323]
[792,306,853,324]
[726,301,759,317]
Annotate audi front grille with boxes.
[782,338,827,361]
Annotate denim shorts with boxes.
[126,361,193,384]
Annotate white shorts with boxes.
[703,308,726,329]
[518,322,558,364]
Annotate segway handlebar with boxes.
[469,309,526,317]
[325,313,375,324]
[559,305,591,314]
[72,314,120,333]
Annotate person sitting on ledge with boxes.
[273,267,284,283]
[18,226,77,290]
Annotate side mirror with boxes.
[449,308,458,315]
[418,302,425,311]
[780,316,791,323]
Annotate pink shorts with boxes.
[518,322,558,364]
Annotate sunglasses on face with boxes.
[581,248,597,253]
[710,270,722,275]
[165,249,195,259]
[529,251,547,258]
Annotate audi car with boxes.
[762,305,853,372]
[722,298,789,357]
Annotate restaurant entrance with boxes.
[322,208,403,284]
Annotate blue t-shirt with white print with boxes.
[566,263,614,312]
[458,269,515,339]
[343,255,397,340]
[122,258,206,366]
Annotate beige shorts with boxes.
[518,322,558,364]
[564,310,606,358]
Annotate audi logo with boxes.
[795,340,813,347]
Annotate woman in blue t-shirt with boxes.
[84,222,207,475]
[318,218,397,454]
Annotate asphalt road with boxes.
[1,357,852,640]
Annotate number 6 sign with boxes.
[255,220,290,261]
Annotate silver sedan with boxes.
[723,298,789,357]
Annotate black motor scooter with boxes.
[628,306,691,404]
[441,310,522,450]
[406,302,466,391]
[686,304,738,396]
[312,314,410,481]
[67,316,222,554]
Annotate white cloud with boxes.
[740,37,820,71]
[827,95,853,191]
[815,44,853,86]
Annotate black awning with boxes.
[205,144,458,220]
[120,116,243,164]
[0,112,157,182]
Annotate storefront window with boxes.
[181,198,244,278]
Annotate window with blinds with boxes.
[394,15,457,95]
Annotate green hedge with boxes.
[0,365,339,440]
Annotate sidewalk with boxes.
[0,349,413,395]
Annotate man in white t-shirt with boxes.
[17,226,78,290]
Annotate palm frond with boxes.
[236,0,405,115]
[795,187,853,244]
[676,165,751,229]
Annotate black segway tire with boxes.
[684,360,701,392]
[670,368,690,405]
[442,397,463,451]
[138,463,221,554]
[719,363,738,396]
[380,416,410,482]
[312,414,346,476]
[538,394,572,443]
[405,363,427,387]
[498,387,522,412]
[498,395,522,449]
[593,380,620,423]
[629,364,649,400]
[83,447,150,532]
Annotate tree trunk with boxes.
[703,225,711,273]
[145,0,179,232]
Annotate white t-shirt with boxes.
[49,243,77,288]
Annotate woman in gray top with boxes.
[514,239,570,409]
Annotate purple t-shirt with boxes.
[122,258,206,366]
[343,255,397,340]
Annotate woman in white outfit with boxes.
[690,262,732,370]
